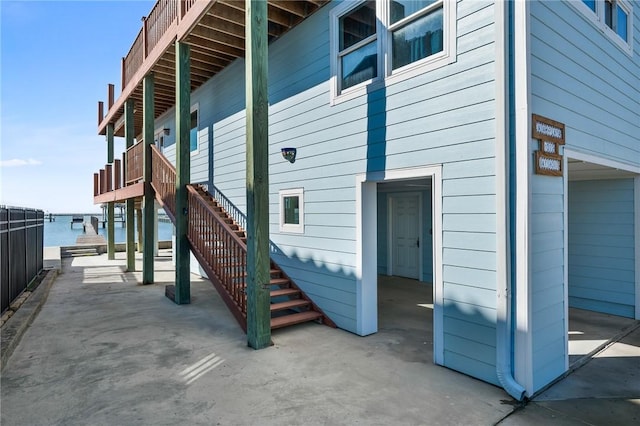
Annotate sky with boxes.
[1,0,154,213]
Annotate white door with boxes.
[392,195,420,279]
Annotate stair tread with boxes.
[270,299,310,312]
[270,277,289,286]
[271,311,322,329]
[270,288,300,297]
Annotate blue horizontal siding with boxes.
[568,179,635,319]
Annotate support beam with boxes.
[142,74,155,284]
[245,0,271,349]
[173,41,191,304]
[106,123,115,260]
[125,99,136,272]
[137,207,143,253]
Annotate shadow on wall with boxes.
[366,86,387,174]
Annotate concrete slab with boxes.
[501,325,640,425]
[1,251,516,425]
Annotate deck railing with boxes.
[123,28,144,89]
[187,186,247,318]
[147,0,178,54]
[210,184,247,232]
[182,0,198,17]
[126,142,144,185]
[150,145,176,219]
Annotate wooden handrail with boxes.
[187,185,248,320]
[150,144,176,220]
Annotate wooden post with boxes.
[142,74,155,284]
[106,164,113,192]
[98,101,104,125]
[106,123,115,260]
[114,159,122,189]
[173,41,191,304]
[245,0,271,349]
[121,57,126,91]
[100,169,106,194]
[143,17,149,58]
[125,99,136,271]
[137,207,143,253]
[93,173,99,197]
[108,84,115,110]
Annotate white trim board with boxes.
[355,165,443,364]
[635,176,640,320]
[513,0,533,395]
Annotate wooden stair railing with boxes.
[149,146,335,331]
[150,145,176,223]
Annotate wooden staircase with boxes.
[190,185,334,331]
[150,144,334,332]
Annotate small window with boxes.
[338,1,378,92]
[279,188,304,234]
[190,105,199,154]
[390,0,444,71]
[615,3,628,41]
[583,0,596,12]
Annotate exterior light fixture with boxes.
[281,147,297,163]
[163,127,170,136]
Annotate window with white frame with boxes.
[330,0,455,102]
[389,0,444,71]
[279,188,304,234]
[577,0,632,52]
[190,104,199,154]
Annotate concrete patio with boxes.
[1,250,638,425]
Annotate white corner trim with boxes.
[514,0,534,395]
[635,176,640,320]
[563,154,570,370]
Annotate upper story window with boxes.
[604,0,629,42]
[575,0,632,53]
[339,1,377,91]
[389,1,444,70]
[330,0,456,104]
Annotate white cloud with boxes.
[0,158,43,167]
[0,158,42,167]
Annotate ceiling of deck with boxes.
[106,0,328,138]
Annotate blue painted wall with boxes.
[152,0,502,386]
[529,0,640,392]
[569,179,636,318]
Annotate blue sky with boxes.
[1,0,154,213]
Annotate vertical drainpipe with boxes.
[495,0,526,402]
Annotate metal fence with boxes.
[0,206,44,313]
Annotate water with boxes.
[44,215,173,247]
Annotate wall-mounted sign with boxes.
[535,151,563,176]
[532,114,565,145]
[532,114,565,176]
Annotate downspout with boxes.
[495,0,526,402]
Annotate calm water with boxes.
[44,215,173,247]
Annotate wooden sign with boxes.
[532,114,565,176]
[532,114,565,145]
[535,151,563,176]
